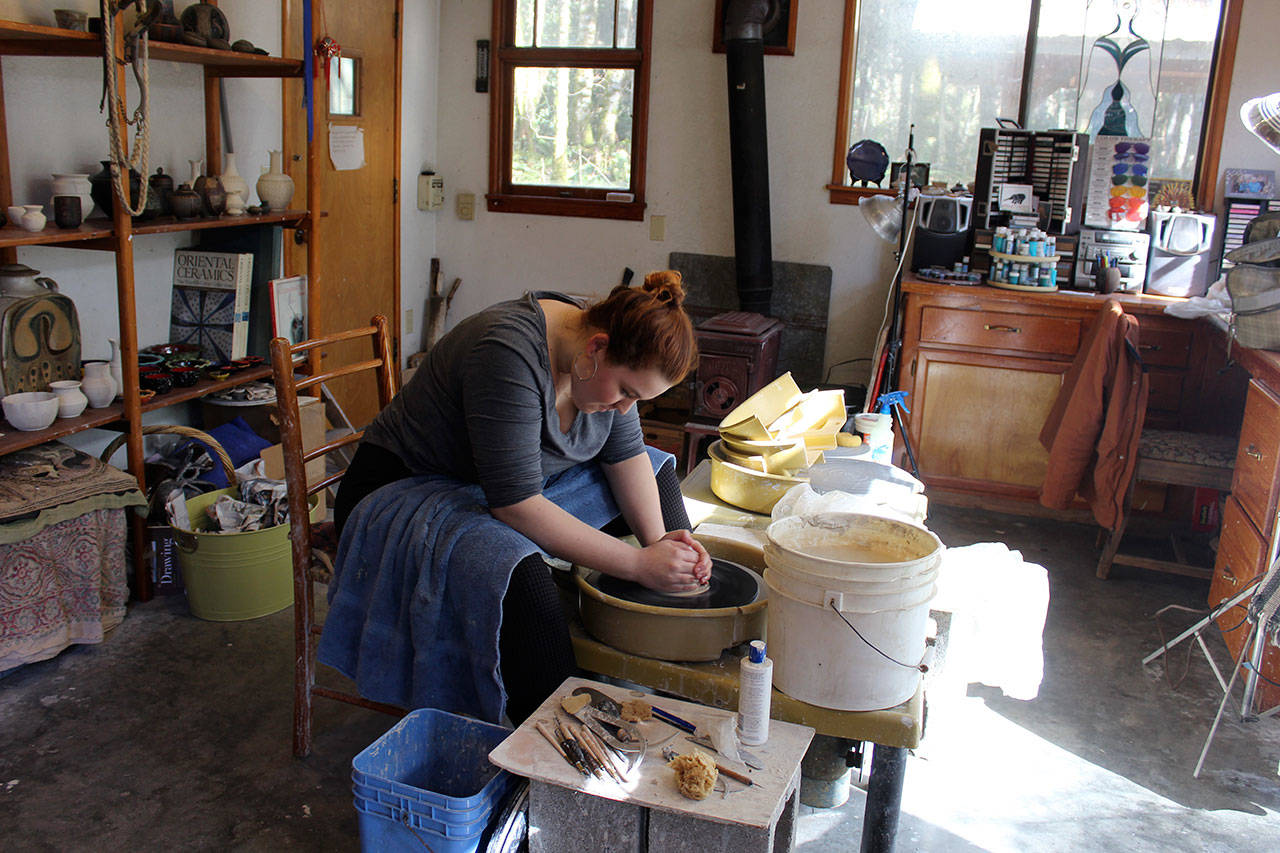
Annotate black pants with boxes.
[333,442,691,724]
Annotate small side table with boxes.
[683,419,721,475]
[490,676,815,853]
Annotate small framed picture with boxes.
[890,161,931,191]
[997,183,1037,214]
[711,0,796,56]
[270,275,308,345]
[1222,168,1276,199]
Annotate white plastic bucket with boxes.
[764,512,943,711]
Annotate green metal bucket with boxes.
[173,487,321,621]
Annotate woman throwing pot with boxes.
[323,271,711,724]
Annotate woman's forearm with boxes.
[601,453,667,546]
[491,494,642,579]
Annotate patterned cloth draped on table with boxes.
[0,443,145,672]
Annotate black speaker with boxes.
[911,228,969,272]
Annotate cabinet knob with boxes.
[984,324,1021,333]
[1245,444,1263,461]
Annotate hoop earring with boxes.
[573,352,598,382]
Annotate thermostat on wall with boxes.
[418,172,444,211]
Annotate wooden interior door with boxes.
[284,0,401,428]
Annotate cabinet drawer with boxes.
[1231,380,1280,538]
[1133,321,1192,368]
[919,307,1082,356]
[1146,368,1185,413]
[1209,496,1268,662]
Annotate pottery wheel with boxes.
[591,558,760,610]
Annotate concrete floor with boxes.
[2,503,1278,851]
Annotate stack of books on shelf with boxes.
[1221,196,1280,270]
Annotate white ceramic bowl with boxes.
[2,391,59,431]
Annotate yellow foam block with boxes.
[718,372,804,440]
[768,389,846,439]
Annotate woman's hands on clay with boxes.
[633,531,712,592]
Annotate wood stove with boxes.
[693,311,783,421]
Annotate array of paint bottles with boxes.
[993,226,1057,258]
[992,226,1058,287]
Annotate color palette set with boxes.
[1084,136,1153,232]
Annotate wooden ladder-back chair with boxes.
[269,316,405,757]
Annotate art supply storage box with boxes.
[350,708,516,853]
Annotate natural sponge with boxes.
[620,699,652,722]
[667,750,718,800]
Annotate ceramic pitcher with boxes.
[81,360,116,407]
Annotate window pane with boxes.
[849,0,1033,187]
[511,66,634,189]
[515,0,535,47]
[617,0,638,48]
[534,0,615,48]
[1025,0,1220,182]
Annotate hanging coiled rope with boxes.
[99,0,151,216]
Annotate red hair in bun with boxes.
[585,270,697,381]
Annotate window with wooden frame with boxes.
[487,0,653,220]
[827,0,1242,209]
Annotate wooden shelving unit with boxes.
[0,8,315,600]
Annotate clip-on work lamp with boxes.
[859,126,921,478]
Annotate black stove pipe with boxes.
[723,0,774,316]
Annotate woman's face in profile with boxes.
[573,359,670,416]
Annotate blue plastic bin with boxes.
[351,708,516,853]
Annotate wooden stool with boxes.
[1097,429,1236,580]
[490,676,814,853]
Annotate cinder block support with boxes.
[528,781,645,853]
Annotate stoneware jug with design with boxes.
[256,150,295,210]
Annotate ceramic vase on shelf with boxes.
[107,338,123,398]
[88,160,141,220]
[20,205,45,232]
[49,380,88,418]
[195,173,226,217]
[219,153,250,210]
[50,173,94,219]
[224,190,246,216]
[169,183,202,220]
[256,150,295,211]
[81,360,115,407]
[149,167,174,216]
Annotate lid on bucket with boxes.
[748,640,767,663]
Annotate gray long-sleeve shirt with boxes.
[361,291,644,507]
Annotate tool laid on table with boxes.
[563,688,647,772]
[532,717,586,778]
[685,733,764,771]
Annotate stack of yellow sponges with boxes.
[716,372,857,477]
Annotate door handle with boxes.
[984,324,1021,333]
[1246,445,1263,461]
[1222,563,1238,586]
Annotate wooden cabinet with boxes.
[1209,379,1280,710]
[896,280,1193,501]
[0,13,315,600]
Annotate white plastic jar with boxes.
[853,412,893,465]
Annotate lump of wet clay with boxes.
[667,750,717,800]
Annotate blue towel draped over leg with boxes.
[318,447,673,723]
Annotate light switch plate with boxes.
[457,192,475,221]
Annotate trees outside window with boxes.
[488,0,652,220]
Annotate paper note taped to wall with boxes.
[328,124,365,170]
